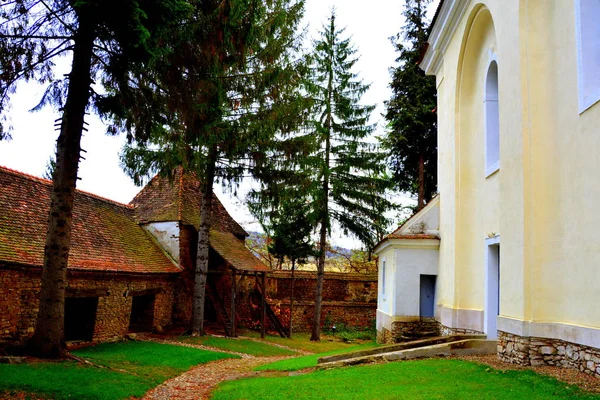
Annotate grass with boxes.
[178,335,298,357]
[0,341,234,400]
[213,359,600,400]
[255,342,380,372]
[240,330,373,354]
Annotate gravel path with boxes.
[142,355,287,400]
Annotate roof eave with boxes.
[421,0,470,76]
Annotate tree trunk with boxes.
[311,35,334,341]
[192,147,217,335]
[289,258,295,338]
[417,154,425,211]
[28,11,96,358]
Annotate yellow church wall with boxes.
[433,0,600,335]
[524,0,600,329]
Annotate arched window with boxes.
[485,60,499,176]
[575,0,600,112]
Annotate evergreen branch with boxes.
[39,0,75,33]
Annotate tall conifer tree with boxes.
[106,0,308,336]
[383,0,437,210]
[305,10,392,341]
[0,0,190,357]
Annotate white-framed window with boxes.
[381,259,386,297]
[575,0,600,113]
[484,59,500,176]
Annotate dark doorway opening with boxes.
[65,297,98,342]
[419,275,436,317]
[129,294,155,332]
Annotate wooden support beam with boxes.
[261,272,266,339]
[124,288,162,297]
[66,288,108,298]
[231,268,236,337]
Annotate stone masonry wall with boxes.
[440,324,484,336]
[0,266,176,344]
[266,271,377,332]
[498,331,600,377]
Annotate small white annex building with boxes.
[374,196,440,343]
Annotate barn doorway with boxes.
[128,294,155,332]
[64,297,98,342]
[419,275,436,317]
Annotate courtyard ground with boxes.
[0,332,599,399]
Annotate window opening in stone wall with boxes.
[65,297,98,342]
[485,60,499,176]
[129,294,156,332]
[575,0,600,112]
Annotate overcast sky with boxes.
[0,0,433,249]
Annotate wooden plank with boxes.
[231,268,236,337]
[66,288,108,298]
[261,272,266,339]
[124,288,162,297]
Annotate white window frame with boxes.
[575,0,600,113]
[484,53,500,177]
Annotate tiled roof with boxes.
[209,230,269,272]
[130,168,248,238]
[0,166,180,274]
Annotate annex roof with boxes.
[130,168,248,238]
[209,229,270,272]
[0,166,180,274]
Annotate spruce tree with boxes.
[305,10,392,341]
[0,0,190,357]
[268,197,314,337]
[383,0,437,210]
[107,0,308,336]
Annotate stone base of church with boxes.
[498,331,600,377]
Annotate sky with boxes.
[0,0,429,249]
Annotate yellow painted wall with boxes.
[435,0,600,331]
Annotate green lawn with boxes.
[255,342,380,372]
[0,341,235,400]
[240,330,374,354]
[214,359,600,400]
[178,335,298,356]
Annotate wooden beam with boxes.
[261,272,266,339]
[231,268,236,337]
[124,288,162,297]
[66,288,108,298]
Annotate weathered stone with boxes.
[540,346,556,355]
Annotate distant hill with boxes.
[245,231,376,274]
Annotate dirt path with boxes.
[142,356,285,400]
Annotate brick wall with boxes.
[0,266,176,344]
[265,270,378,332]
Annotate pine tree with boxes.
[305,10,392,341]
[107,0,308,336]
[383,0,437,210]
[0,0,190,357]
[268,197,314,337]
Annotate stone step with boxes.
[318,334,486,365]
[317,339,497,369]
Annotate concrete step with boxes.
[317,339,497,369]
[318,334,486,365]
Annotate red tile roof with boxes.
[209,230,269,272]
[130,168,248,238]
[0,166,180,274]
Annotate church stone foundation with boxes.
[498,331,600,377]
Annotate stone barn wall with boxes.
[266,271,378,333]
[0,266,176,345]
